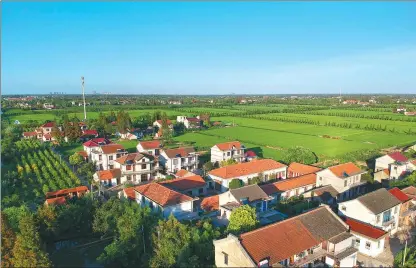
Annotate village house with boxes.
[133,182,199,220]
[210,141,246,164]
[218,184,273,221]
[208,159,287,192]
[23,131,38,139]
[82,138,112,159]
[160,175,207,197]
[338,188,402,235]
[79,129,99,142]
[344,217,388,258]
[43,103,55,109]
[388,187,416,230]
[175,169,196,178]
[90,144,128,170]
[153,119,173,129]
[44,186,89,206]
[374,152,413,180]
[176,116,202,129]
[287,162,321,178]
[136,140,161,156]
[315,162,367,202]
[260,173,317,203]
[303,185,340,206]
[93,168,122,187]
[159,147,199,174]
[342,100,358,105]
[214,206,358,267]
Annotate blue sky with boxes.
[2,2,416,95]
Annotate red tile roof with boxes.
[77,151,88,158]
[260,173,317,195]
[388,152,408,162]
[175,169,195,178]
[209,159,286,180]
[123,187,136,200]
[201,195,219,211]
[186,117,200,122]
[215,141,242,151]
[345,217,387,240]
[82,129,98,136]
[389,187,412,203]
[328,162,363,178]
[96,169,122,180]
[83,138,112,147]
[139,140,161,150]
[245,150,257,157]
[43,133,52,139]
[23,131,37,137]
[134,183,194,207]
[45,186,89,199]
[160,175,206,191]
[45,196,67,206]
[42,122,55,128]
[100,144,125,154]
[288,162,321,176]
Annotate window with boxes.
[173,159,178,165]
[377,215,381,223]
[142,164,147,169]
[141,174,148,181]
[355,239,360,247]
[394,206,398,214]
[199,188,203,194]
[109,155,113,161]
[319,176,322,181]
[227,152,231,156]
[141,196,145,203]
[149,202,153,209]
[148,150,153,155]
[378,241,381,248]
[341,206,346,211]
[142,158,146,162]
[109,165,114,169]
[99,155,102,161]
[344,180,347,187]
[126,165,132,170]
[365,242,371,250]
[223,252,228,265]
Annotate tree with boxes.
[282,146,318,165]
[228,179,244,189]
[173,122,185,136]
[116,111,132,134]
[77,162,96,183]
[203,161,214,173]
[227,205,259,235]
[50,125,62,143]
[1,212,16,267]
[394,246,416,267]
[69,152,84,168]
[2,205,31,232]
[11,214,51,267]
[220,158,237,167]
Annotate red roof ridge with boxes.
[388,187,412,203]
[344,217,387,240]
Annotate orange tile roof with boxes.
[209,159,286,180]
[389,187,412,203]
[160,175,206,191]
[114,153,152,164]
[328,162,363,178]
[96,169,121,180]
[201,195,219,211]
[23,131,37,137]
[288,162,321,176]
[175,169,195,178]
[383,168,390,176]
[45,186,89,198]
[163,147,195,158]
[45,196,67,206]
[260,173,317,195]
[123,187,136,200]
[139,140,161,150]
[156,119,172,125]
[215,141,242,151]
[134,183,194,207]
[100,144,125,154]
[77,151,88,158]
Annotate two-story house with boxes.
[316,162,367,202]
[159,147,199,174]
[208,159,287,192]
[176,116,202,129]
[153,119,173,129]
[90,144,127,170]
[218,184,273,221]
[83,138,112,159]
[137,140,161,156]
[338,188,402,235]
[260,173,317,203]
[160,175,207,197]
[287,162,321,178]
[374,152,413,180]
[214,205,358,267]
[210,141,246,164]
[133,182,199,220]
[388,187,415,230]
[113,152,159,183]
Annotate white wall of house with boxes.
[90,150,127,170]
[210,146,245,164]
[375,155,394,172]
[389,163,409,179]
[159,152,199,173]
[338,199,401,235]
[209,167,287,192]
[316,169,364,201]
[136,144,160,156]
[352,233,385,257]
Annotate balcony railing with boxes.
[289,249,327,267]
[181,161,196,167]
[123,169,155,175]
[382,217,395,226]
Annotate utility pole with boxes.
[81,76,87,121]
[403,239,407,266]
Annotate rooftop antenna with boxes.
[81,76,87,120]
